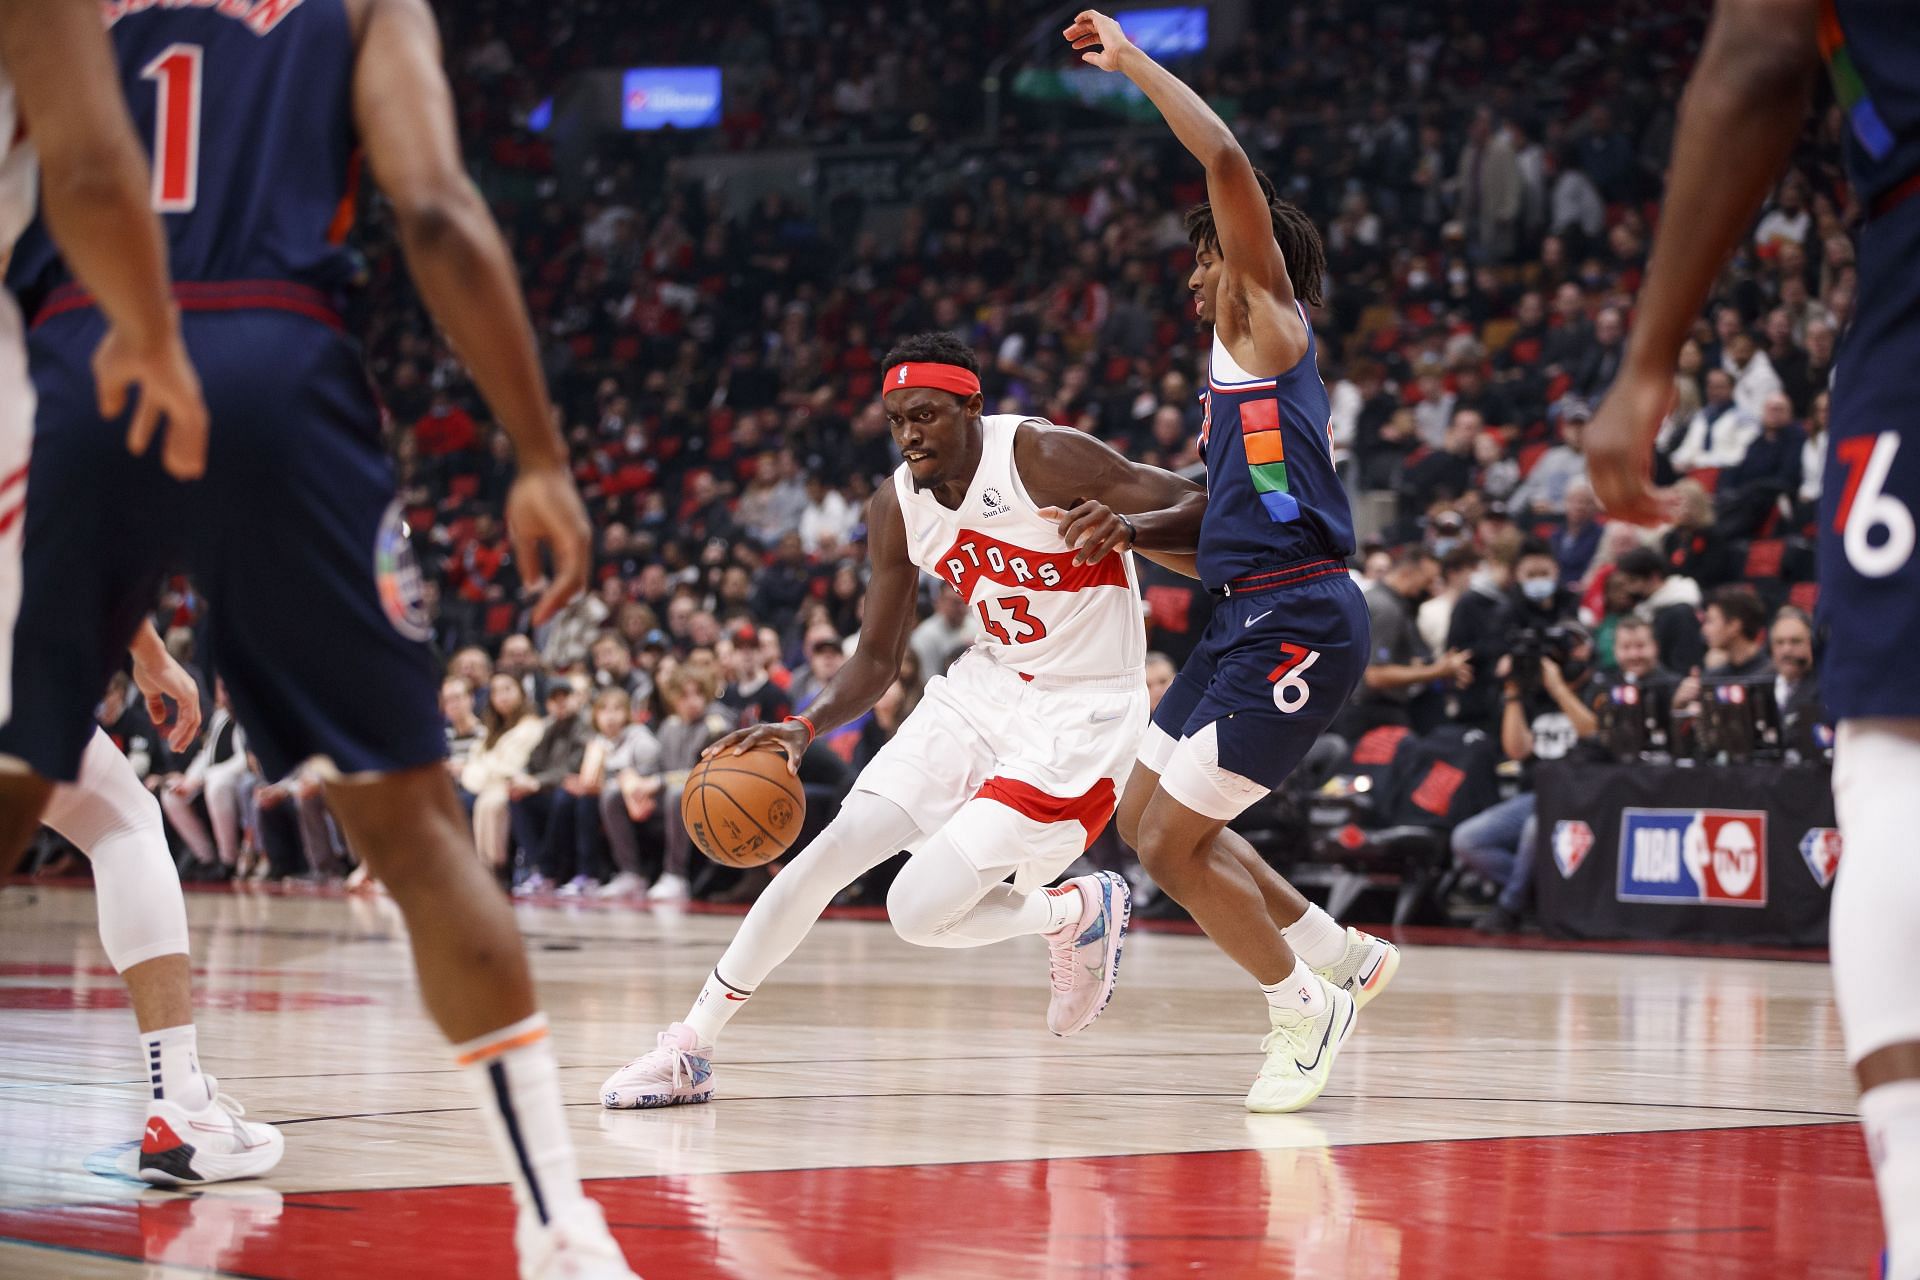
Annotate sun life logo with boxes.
[982,486,1010,517]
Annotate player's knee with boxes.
[1115,787,1147,852]
[1132,806,1203,892]
[886,867,947,946]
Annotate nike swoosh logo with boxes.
[1243,609,1275,629]
[1357,953,1383,987]
[1293,1011,1335,1074]
[1090,710,1126,723]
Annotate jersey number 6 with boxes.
[1267,642,1322,714]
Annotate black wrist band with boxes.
[1117,513,1137,544]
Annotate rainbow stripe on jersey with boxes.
[1821,0,1894,160]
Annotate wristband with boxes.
[785,714,817,745]
[1117,513,1137,545]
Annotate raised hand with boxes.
[1063,9,1133,71]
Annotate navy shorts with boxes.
[1144,562,1370,803]
[0,299,444,782]
[1819,190,1920,721]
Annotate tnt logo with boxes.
[1800,828,1843,889]
[1617,808,1768,907]
[1552,820,1593,878]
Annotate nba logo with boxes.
[1617,808,1769,907]
[1799,828,1843,888]
[897,365,910,384]
[1552,820,1593,878]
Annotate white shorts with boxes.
[0,297,32,731]
[853,649,1148,886]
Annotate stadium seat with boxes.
[1743,538,1784,579]
[1789,581,1820,613]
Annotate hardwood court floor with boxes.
[0,883,1878,1278]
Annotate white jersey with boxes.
[892,415,1145,680]
[0,73,35,263]
[0,69,31,729]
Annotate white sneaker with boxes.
[139,1076,285,1186]
[1313,927,1401,1011]
[1245,977,1356,1115]
[648,873,690,902]
[516,1199,640,1280]
[1043,871,1131,1037]
[595,872,645,899]
[600,1022,715,1109]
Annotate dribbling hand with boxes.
[94,321,209,482]
[1063,10,1133,71]
[703,721,808,775]
[506,465,592,627]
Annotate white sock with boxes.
[1041,882,1084,936]
[1261,958,1327,1018]
[1863,1079,1920,1280]
[1281,904,1348,970]
[455,1013,586,1228]
[683,969,751,1047]
[141,1024,211,1110]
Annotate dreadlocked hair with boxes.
[1184,168,1327,308]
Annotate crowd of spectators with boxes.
[39,1,1857,933]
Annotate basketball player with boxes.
[0,0,634,1274]
[41,620,283,1184]
[0,0,208,725]
[603,332,1187,1105]
[1059,11,1398,1114]
[1584,2,1920,1273]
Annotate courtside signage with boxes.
[1616,808,1768,907]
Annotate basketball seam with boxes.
[706,781,785,855]
[700,762,804,809]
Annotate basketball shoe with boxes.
[1045,870,1132,1037]
[1314,927,1400,1011]
[1245,976,1355,1114]
[138,1076,285,1186]
[600,1022,715,1109]
[516,1200,640,1279]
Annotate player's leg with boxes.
[599,789,927,1108]
[43,729,282,1184]
[1831,717,1920,1280]
[190,312,631,1276]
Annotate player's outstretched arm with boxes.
[1019,424,1205,567]
[1065,9,1290,305]
[1587,0,1816,525]
[1,0,207,479]
[706,485,918,772]
[350,0,586,624]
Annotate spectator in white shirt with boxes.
[1669,368,1759,472]
[909,588,983,679]
[799,472,857,555]
[1722,331,1783,422]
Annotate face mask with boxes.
[1470,567,1498,594]
[1520,577,1557,604]
[1432,536,1460,557]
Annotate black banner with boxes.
[1534,761,1840,947]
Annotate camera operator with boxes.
[1451,607,1598,936]
[1452,538,1576,733]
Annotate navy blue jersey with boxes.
[1825,0,1920,205]
[11,0,359,303]
[1194,309,1355,592]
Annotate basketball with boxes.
[680,747,806,868]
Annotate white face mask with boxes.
[1470,567,1498,594]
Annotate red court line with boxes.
[0,1122,1875,1279]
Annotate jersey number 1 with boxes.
[141,44,203,213]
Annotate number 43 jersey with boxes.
[9,0,360,305]
[893,415,1146,682]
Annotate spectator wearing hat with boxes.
[1510,398,1592,516]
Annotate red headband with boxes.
[883,362,981,399]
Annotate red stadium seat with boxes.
[483,604,517,636]
[1743,538,1785,579]
[1789,581,1820,613]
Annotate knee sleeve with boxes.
[1832,718,1920,1064]
[885,806,1062,950]
[43,731,189,972]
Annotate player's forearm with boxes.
[1619,7,1814,383]
[1548,682,1599,737]
[392,183,566,470]
[795,650,897,738]
[1364,662,1439,691]
[38,150,179,350]
[127,619,169,666]
[1113,44,1239,170]
[1123,490,1207,553]
[1136,549,1200,579]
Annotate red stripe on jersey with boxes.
[0,501,24,536]
[933,530,1129,600]
[976,775,1118,849]
[0,464,25,494]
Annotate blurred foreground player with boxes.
[1586,1,1920,1273]
[1061,11,1398,1114]
[0,0,208,724]
[43,622,282,1185]
[0,0,636,1273]
[603,332,1196,1108]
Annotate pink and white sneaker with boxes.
[1044,871,1131,1037]
[599,1023,715,1109]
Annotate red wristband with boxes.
[786,714,817,745]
